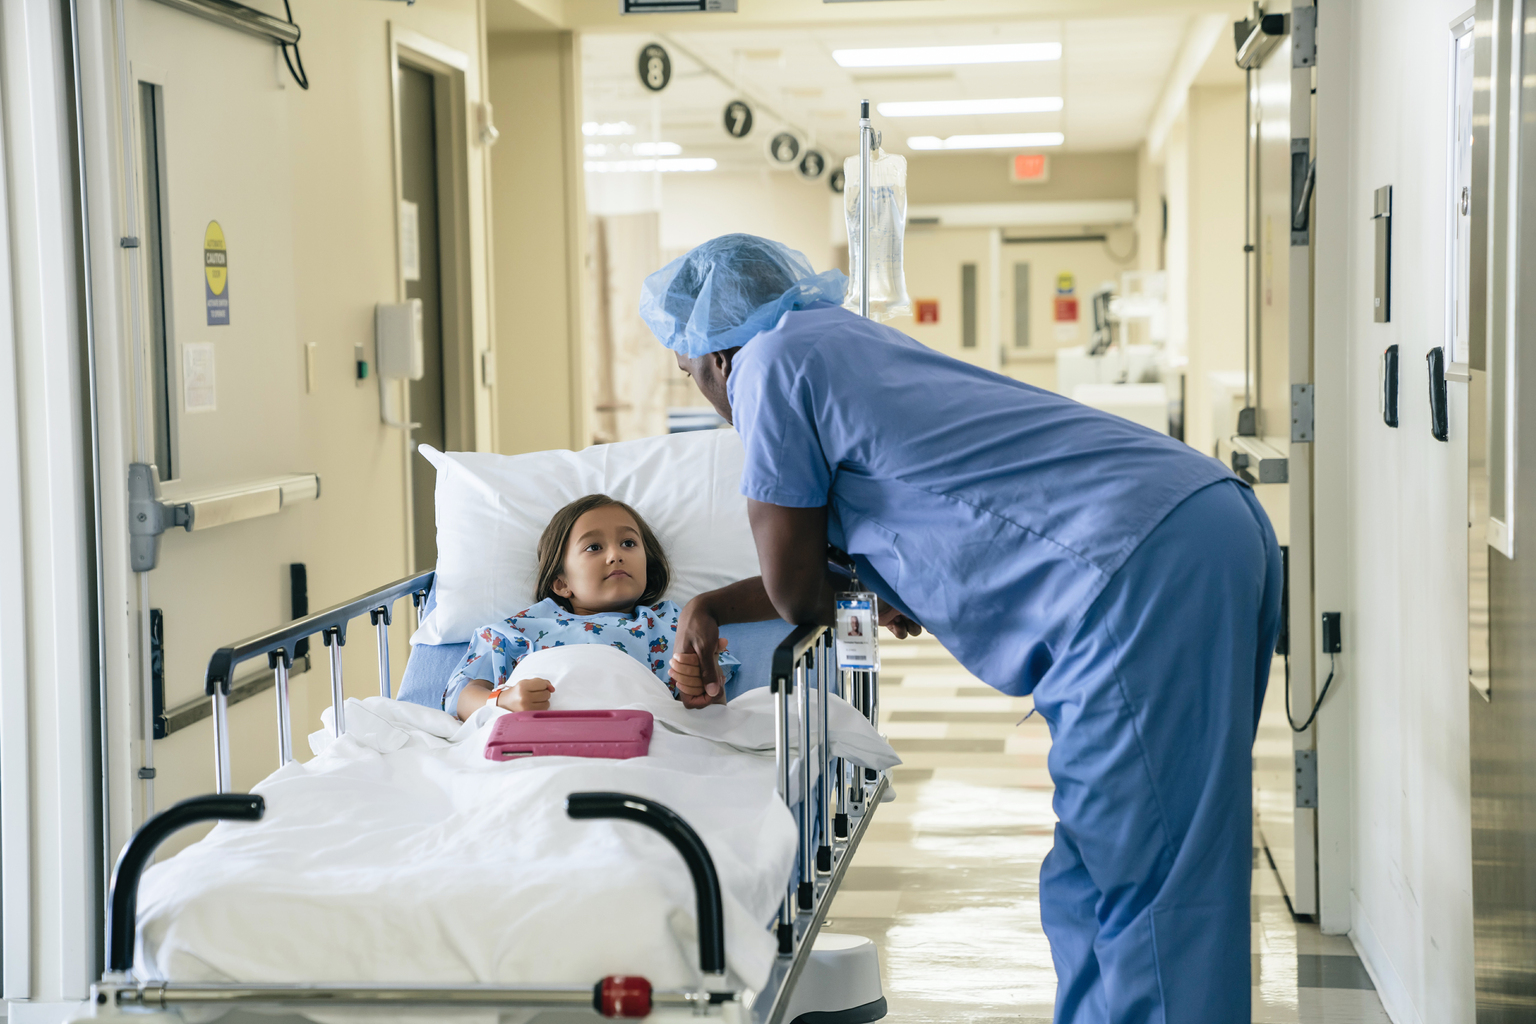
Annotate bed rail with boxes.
[201,569,433,792]
[758,621,886,1024]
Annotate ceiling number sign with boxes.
[829,168,845,193]
[724,100,754,138]
[638,43,671,92]
[769,131,801,166]
[798,150,827,180]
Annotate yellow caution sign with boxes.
[204,221,229,325]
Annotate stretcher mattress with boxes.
[135,645,897,991]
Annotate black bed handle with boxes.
[566,792,725,976]
[107,794,265,972]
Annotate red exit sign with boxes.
[1012,153,1049,183]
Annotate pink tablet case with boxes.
[483,709,654,761]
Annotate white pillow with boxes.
[410,429,761,645]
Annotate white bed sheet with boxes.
[135,646,897,992]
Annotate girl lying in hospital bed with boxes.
[443,493,740,719]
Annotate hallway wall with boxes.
[1321,2,1477,1020]
[1163,85,1247,459]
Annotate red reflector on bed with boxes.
[595,975,652,1017]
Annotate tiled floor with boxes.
[824,633,1392,1023]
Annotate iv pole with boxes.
[859,99,873,320]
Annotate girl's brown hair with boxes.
[535,494,671,612]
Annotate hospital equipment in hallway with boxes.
[79,573,889,1024]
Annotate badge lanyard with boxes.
[835,572,879,672]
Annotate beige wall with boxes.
[905,150,1139,205]
[488,31,588,453]
[1166,85,1246,457]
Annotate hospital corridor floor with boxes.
[823,634,1393,1024]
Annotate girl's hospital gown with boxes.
[730,302,1283,1023]
[440,598,740,713]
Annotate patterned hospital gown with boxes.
[441,597,739,712]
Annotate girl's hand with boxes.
[672,596,726,708]
[671,638,729,709]
[496,677,555,712]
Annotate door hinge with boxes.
[1295,749,1318,808]
[1292,383,1315,442]
[1292,4,1317,68]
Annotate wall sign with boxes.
[829,168,845,193]
[1011,153,1049,183]
[204,220,229,325]
[798,150,827,180]
[183,342,217,413]
[1054,271,1079,342]
[916,299,939,323]
[768,131,800,165]
[723,100,753,138]
[638,43,671,92]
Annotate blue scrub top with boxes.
[728,303,1236,695]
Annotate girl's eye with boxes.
[585,543,602,553]
[621,539,637,548]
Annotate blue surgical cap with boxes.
[639,233,848,357]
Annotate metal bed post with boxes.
[270,649,293,765]
[323,625,347,736]
[211,687,231,794]
[859,99,872,320]
[834,664,849,839]
[774,663,794,953]
[848,670,868,814]
[816,633,833,872]
[370,604,392,699]
[796,658,814,910]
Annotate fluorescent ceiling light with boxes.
[908,132,1065,151]
[582,121,636,136]
[584,158,717,173]
[832,43,1061,68]
[878,96,1063,117]
[584,142,683,157]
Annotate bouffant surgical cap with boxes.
[639,233,847,357]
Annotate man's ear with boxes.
[551,576,573,599]
[712,349,734,378]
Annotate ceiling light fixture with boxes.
[878,97,1063,117]
[584,157,717,173]
[907,132,1065,151]
[582,121,636,136]
[832,43,1061,69]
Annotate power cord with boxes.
[1283,651,1336,733]
[281,0,309,90]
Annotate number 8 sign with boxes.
[637,43,671,93]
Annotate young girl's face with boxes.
[552,505,649,616]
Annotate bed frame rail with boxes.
[201,569,434,791]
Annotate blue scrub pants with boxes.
[1030,480,1281,1024]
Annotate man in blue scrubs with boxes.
[647,234,1283,1023]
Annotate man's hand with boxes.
[672,596,728,709]
[880,604,923,640]
[495,677,555,712]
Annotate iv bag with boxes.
[843,149,911,321]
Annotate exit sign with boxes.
[1012,153,1050,183]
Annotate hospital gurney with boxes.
[81,568,890,1024]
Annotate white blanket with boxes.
[136,646,897,992]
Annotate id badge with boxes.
[835,591,879,671]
